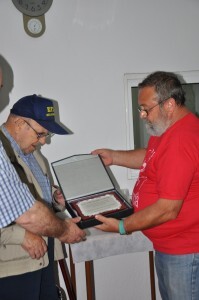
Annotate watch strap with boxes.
[119,219,127,235]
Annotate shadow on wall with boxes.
[0,54,14,112]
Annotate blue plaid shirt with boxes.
[0,141,35,228]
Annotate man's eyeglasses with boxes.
[138,98,167,118]
[23,120,53,139]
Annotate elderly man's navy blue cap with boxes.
[10,94,69,135]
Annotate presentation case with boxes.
[51,154,133,229]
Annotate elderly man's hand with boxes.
[22,231,47,259]
[53,188,65,207]
[59,217,86,244]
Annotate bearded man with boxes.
[92,71,199,300]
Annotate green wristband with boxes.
[119,219,127,235]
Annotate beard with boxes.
[144,111,171,136]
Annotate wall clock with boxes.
[12,0,53,38]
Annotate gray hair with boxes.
[138,71,186,106]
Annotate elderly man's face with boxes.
[16,118,49,154]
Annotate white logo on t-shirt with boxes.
[132,148,156,208]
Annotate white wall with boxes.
[1,1,199,299]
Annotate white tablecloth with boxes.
[70,228,153,263]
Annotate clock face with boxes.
[27,18,42,34]
[12,0,53,17]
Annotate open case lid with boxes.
[51,154,114,201]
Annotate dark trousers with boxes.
[0,238,59,300]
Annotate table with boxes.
[69,228,155,300]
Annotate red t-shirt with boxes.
[132,113,199,254]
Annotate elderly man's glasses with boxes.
[138,98,167,118]
[23,120,53,139]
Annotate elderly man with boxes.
[0,68,85,241]
[92,71,199,300]
[0,93,85,300]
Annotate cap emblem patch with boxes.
[46,106,55,117]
